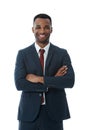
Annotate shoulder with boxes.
[50,43,71,63]
[50,43,67,53]
[20,43,34,52]
[16,43,35,59]
[18,43,35,54]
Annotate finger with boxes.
[62,70,67,75]
[62,66,68,72]
[60,66,67,73]
[63,65,68,69]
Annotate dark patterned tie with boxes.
[39,49,45,104]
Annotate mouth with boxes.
[39,34,46,38]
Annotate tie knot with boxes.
[39,49,45,55]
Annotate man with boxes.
[14,13,75,130]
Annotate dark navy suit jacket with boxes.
[14,43,75,122]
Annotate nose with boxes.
[40,28,45,33]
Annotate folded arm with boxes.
[14,50,47,92]
[14,50,75,92]
[44,51,75,89]
[26,65,68,83]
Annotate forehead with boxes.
[33,18,51,26]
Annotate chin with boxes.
[39,40,49,44]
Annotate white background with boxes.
[0,0,86,130]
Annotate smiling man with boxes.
[14,13,75,130]
[32,15,52,46]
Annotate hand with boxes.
[26,74,44,83]
[55,65,68,76]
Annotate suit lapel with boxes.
[45,44,54,75]
[30,44,43,75]
[29,43,55,76]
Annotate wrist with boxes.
[39,76,44,83]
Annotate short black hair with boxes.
[33,13,52,25]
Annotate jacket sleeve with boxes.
[14,50,47,92]
[44,50,75,89]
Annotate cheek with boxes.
[32,28,37,33]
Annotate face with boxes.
[32,18,52,46]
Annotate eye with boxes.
[45,25,51,30]
[35,25,41,29]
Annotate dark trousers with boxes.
[19,105,63,130]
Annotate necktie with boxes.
[39,49,45,104]
[39,49,45,71]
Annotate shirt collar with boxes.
[35,43,50,54]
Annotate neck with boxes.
[36,42,49,48]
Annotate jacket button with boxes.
[39,93,42,97]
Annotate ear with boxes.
[32,27,34,33]
[51,27,53,33]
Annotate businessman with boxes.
[14,13,75,130]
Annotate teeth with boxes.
[40,35,45,38]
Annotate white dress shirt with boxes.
[35,43,50,105]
